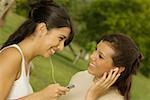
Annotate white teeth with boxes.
[51,49,55,54]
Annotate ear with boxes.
[35,23,48,37]
[118,67,125,73]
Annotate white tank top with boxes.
[0,44,33,100]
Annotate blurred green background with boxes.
[0,0,150,100]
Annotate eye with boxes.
[58,37,64,41]
[99,54,103,59]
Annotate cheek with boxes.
[50,39,59,45]
[96,60,113,75]
[45,36,59,46]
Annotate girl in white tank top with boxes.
[0,44,33,99]
[0,0,74,99]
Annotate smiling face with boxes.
[88,41,116,77]
[40,27,70,58]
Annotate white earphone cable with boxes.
[49,57,57,84]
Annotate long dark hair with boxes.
[1,0,74,49]
[100,33,142,100]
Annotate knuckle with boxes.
[55,94,58,97]
[102,77,106,80]
[110,77,113,81]
[55,89,59,93]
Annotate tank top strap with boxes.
[0,44,27,77]
[27,62,32,79]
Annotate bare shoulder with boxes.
[0,47,22,77]
[0,47,22,100]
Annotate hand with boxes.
[38,83,70,100]
[86,68,120,100]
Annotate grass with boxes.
[132,73,150,100]
[0,13,25,44]
[0,12,150,100]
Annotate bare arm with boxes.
[0,48,69,100]
[0,48,21,100]
[17,84,70,100]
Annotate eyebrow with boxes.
[96,46,105,57]
[98,51,105,57]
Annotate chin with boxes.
[44,55,50,58]
[88,68,96,76]
[88,68,103,77]
[43,53,51,58]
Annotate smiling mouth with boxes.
[49,48,56,55]
[89,62,96,68]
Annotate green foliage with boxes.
[12,0,150,76]
[0,13,25,45]
[74,0,150,77]
[15,0,79,17]
[0,12,150,100]
[85,41,96,53]
[76,0,150,39]
[15,0,30,16]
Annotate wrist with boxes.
[86,91,97,100]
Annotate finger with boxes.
[57,87,70,96]
[102,67,119,86]
[106,68,119,85]
[54,92,61,98]
[106,73,120,89]
[111,68,119,80]
[105,68,119,86]
[96,72,107,85]
[58,90,66,96]
[55,89,66,97]
[58,86,70,92]
[101,69,113,86]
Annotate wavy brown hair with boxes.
[100,33,142,100]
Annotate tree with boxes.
[74,0,150,77]
[0,0,15,27]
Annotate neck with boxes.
[93,76,117,90]
[18,38,38,64]
[93,75,102,82]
